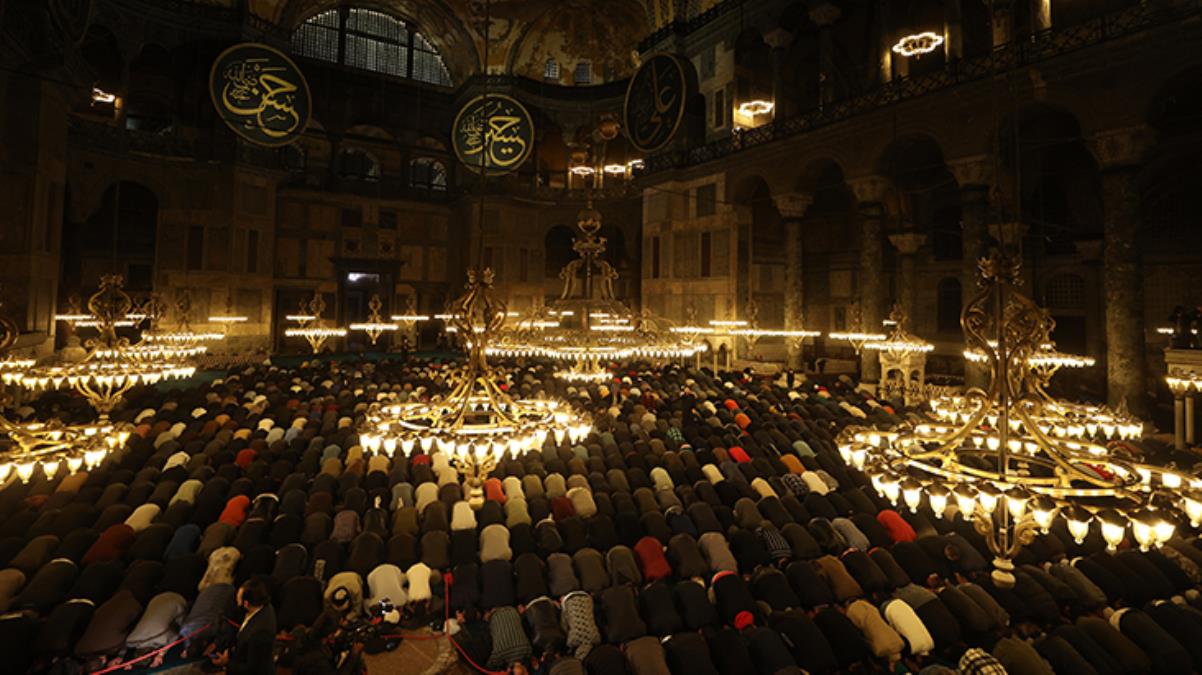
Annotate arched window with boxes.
[338,148,380,181]
[573,61,593,85]
[937,277,962,334]
[293,7,452,85]
[409,158,447,191]
[544,57,560,82]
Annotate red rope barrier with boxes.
[87,622,211,675]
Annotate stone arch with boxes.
[79,24,125,93]
[1142,67,1202,321]
[125,43,174,132]
[877,133,961,261]
[64,181,159,293]
[544,225,576,278]
[998,103,1101,255]
[731,175,783,326]
[734,28,773,110]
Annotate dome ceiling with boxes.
[250,0,675,84]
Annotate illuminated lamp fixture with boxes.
[829,330,887,354]
[91,87,117,104]
[892,31,945,57]
[284,292,347,354]
[570,165,596,177]
[349,294,398,346]
[736,100,775,116]
[840,252,1189,589]
[863,306,934,406]
[488,202,706,380]
[626,159,645,171]
[359,268,591,507]
[0,277,197,479]
[603,164,627,175]
[139,290,225,353]
[0,301,133,482]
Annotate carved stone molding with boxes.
[947,154,995,188]
[774,192,814,220]
[849,175,890,205]
[1091,126,1155,170]
[888,232,928,255]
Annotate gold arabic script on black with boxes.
[624,53,687,153]
[210,43,311,147]
[452,95,535,175]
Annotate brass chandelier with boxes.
[839,253,1193,587]
[360,269,591,506]
[0,277,206,481]
[488,202,705,381]
[285,292,347,354]
[3,276,195,418]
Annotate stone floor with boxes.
[150,628,466,675]
[362,628,467,675]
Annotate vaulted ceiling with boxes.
[244,0,722,84]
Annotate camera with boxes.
[333,599,401,654]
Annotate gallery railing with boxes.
[643,0,1202,175]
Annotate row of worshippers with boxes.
[0,358,1200,674]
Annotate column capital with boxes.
[849,175,890,205]
[763,27,793,51]
[947,154,995,188]
[774,192,814,220]
[888,232,927,255]
[1091,125,1155,170]
[808,2,841,27]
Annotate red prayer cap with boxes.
[728,446,751,464]
[734,610,755,630]
[633,536,673,582]
[551,496,576,521]
[724,399,739,411]
[734,413,751,430]
[235,448,256,469]
[483,478,506,504]
[876,509,917,543]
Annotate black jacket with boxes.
[228,604,277,675]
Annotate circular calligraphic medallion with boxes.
[623,53,688,153]
[209,43,311,147]
[452,94,535,175]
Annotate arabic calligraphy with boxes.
[624,53,688,153]
[452,95,535,175]
[210,43,311,147]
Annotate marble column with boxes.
[889,232,927,323]
[809,2,842,105]
[775,193,814,369]
[949,156,995,389]
[945,0,965,61]
[764,29,793,120]
[1093,126,1154,417]
[851,176,890,384]
[0,70,69,357]
[988,0,1014,47]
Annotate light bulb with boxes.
[16,462,36,483]
[1065,506,1091,544]
[978,485,1000,515]
[1031,496,1056,533]
[954,486,977,519]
